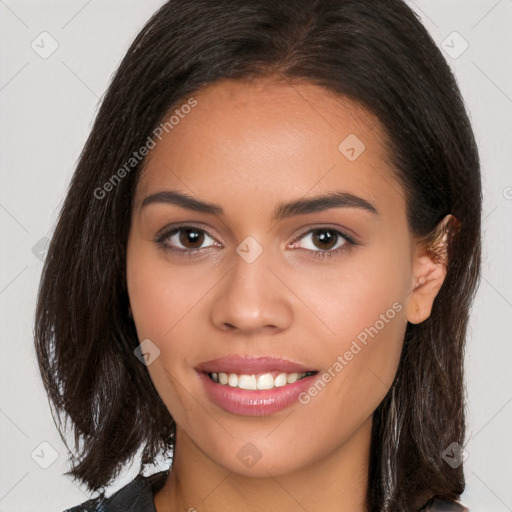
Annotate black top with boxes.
[63,471,169,512]
[63,471,468,512]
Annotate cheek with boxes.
[294,238,410,347]
[126,246,199,422]
[292,241,410,418]
[126,244,208,342]
[126,243,215,397]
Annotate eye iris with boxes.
[313,229,337,250]
[179,228,204,248]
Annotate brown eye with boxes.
[156,225,219,254]
[290,227,355,260]
[311,229,338,251]
[179,228,205,248]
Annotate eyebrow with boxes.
[140,189,378,221]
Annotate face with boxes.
[126,78,438,478]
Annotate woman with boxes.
[34,1,480,511]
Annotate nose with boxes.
[209,244,293,335]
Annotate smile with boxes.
[196,356,319,416]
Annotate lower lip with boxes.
[198,372,318,416]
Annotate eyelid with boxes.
[155,222,221,241]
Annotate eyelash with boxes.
[154,224,358,259]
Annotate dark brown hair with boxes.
[34,1,481,510]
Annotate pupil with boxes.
[315,229,336,250]
[180,228,203,248]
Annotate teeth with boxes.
[238,374,257,390]
[211,371,313,389]
[274,373,287,387]
[288,372,301,383]
[257,373,274,390]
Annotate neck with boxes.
[154,417,372,512]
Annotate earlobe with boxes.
[406,214,459,325]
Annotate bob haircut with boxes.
[34,1,481,510]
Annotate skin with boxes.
[126,77,449,512]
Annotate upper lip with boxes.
[196,355,317,375]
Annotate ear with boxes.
[406,214,459,325]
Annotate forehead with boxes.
[135,78,402,214]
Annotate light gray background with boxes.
[1,1,511,511]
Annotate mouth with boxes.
[196,356,319,416]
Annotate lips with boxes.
[196,355,319,416]
[196,355,317,375]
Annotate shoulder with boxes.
[62,470,169,512]
[419,495,469,511]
